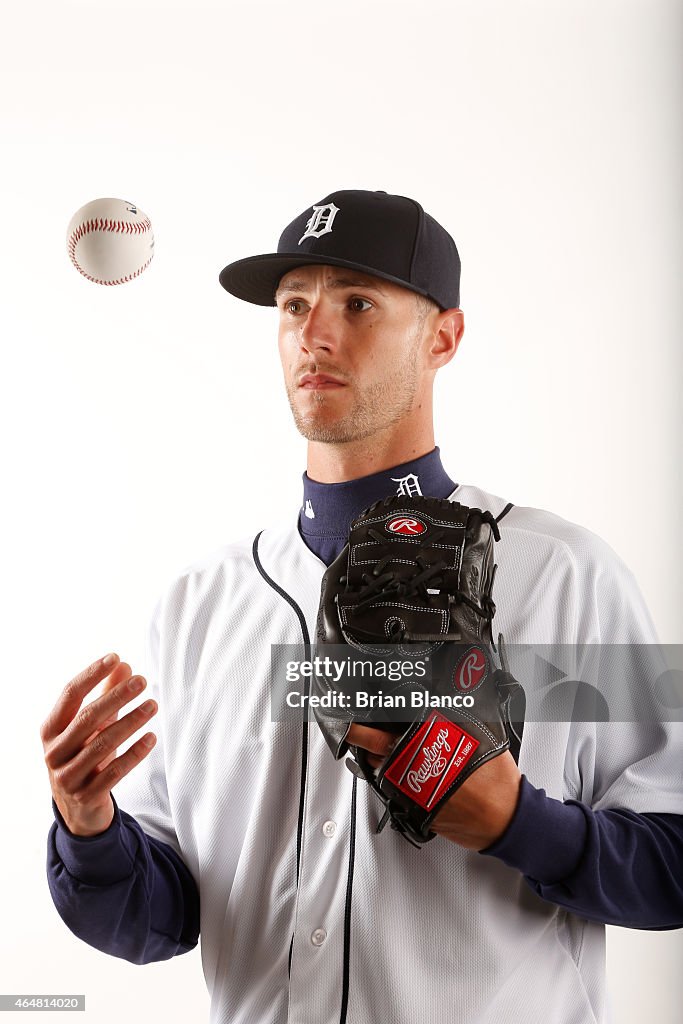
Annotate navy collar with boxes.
[298,447,457,565]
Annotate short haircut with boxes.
[414,292,439,325]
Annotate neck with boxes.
[306,416,436,485]
[298,446,457,566]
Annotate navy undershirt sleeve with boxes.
[481,775,683,929]
[47,796,199,964]
[47,778,683,945]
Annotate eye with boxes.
[348,297,373,312]
[283,299,305,315]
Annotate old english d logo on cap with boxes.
[298,203,340,244]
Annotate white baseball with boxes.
[66,197,154,285]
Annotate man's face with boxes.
[276,265,433,445]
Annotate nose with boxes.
[299,299,339,356]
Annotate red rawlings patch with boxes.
[385,515,427,536]
[382,714,480,811]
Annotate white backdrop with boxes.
[1,0,681,1020]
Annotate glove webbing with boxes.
[338,523,497,644]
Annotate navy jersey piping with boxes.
[339,776,358,1024]
[252,531,310,979]
[252,530,358,1019]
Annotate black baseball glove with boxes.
[314,494,525,847]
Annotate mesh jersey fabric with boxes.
[111,483,683,1024]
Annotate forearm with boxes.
[480,775,683,929]
[47,796,200,964]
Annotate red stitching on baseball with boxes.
[67,211,153,282]
[70,254,154,286]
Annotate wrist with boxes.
[476,770,523,850]
[432,754,523,851]
[53,796,115,838]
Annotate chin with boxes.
[289,388,375,443]
[294,413,361,445]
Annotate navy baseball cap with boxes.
[218,189,461,311]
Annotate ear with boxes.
[429,308,464,368]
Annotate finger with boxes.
[86,733,158,800]
[347,723,398,758]
[83,662,132,743]
[100,661,131,696]
[91,699,158,773]
[46,673,147,768]
[365,753,385,770]
[41,654,120,743]
[61,699,158,787]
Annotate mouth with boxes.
[298,373,346,390]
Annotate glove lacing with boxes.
[339,526,497,643]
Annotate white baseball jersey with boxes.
[114,484,683,1024]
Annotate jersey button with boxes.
[311,928,327,947]
[322,820,336,838]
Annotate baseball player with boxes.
[42,190,683,1024]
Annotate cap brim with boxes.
[218,252,433,307]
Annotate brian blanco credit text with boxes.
[285,690,475,710]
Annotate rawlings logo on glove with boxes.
[453,647,489,692]
[384,715,480,805]
[386,515,427,535]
